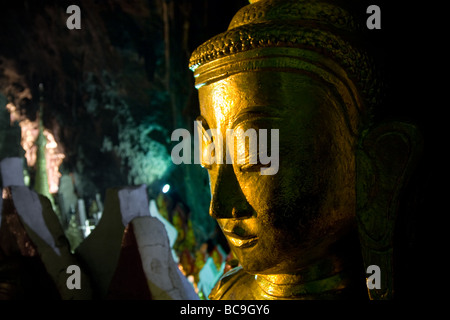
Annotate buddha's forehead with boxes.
[198,70,323,131]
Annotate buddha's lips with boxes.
[222,230,258,249]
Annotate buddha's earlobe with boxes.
[355,121,422,299]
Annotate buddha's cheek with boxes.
[232,175,297,269]
[231,156,331,272]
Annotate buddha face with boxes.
[198,70,358,275]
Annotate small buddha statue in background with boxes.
[189,0,421,300]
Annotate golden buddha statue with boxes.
[189,0,421,300]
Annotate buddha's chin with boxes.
[240,261,285,276]
[232,238,316,275]
[231,243,281,275]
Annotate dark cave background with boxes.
[0,0,249,246]
[0,0,442,300]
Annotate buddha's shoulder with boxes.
[208,266,256,300]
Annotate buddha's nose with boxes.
[209,164,253,219]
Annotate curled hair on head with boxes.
[190,0,382,132]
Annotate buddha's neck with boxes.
[255,233,367,299]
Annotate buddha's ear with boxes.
[355,121,423,299]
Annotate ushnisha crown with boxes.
[189,0,381,121]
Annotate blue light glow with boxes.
[162,184,170,193]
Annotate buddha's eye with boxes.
[232,127,279,175]
[238,159,272,173]
[196,116,216,170]
[227,126,261,173]
[201,141,214,170]
[238,162,260,172]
